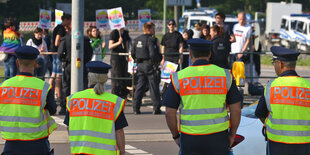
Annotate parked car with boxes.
[233,103,267,155]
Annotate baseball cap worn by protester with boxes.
[168,19,176,25]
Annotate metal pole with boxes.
[71,0,84,93]
[182,6,185,15]
[163,0,167,34]
[174,6,179,31]
[249,31,254,84]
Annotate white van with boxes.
[184,14,238,31]
[279,15,298,48]
[294,16,310,51]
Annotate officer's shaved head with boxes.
[17,59,36,68]
[191,49,211,58]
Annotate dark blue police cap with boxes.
[270,46,300,61]
[187,39,213,51]
[15,46,40,60]
[86,61,112,74]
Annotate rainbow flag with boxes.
[0,28,21,53]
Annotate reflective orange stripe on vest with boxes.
[0,87,42,106]
[179,76,228,96]
[270,86,310,107]
[70,98,115,120]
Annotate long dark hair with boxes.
[211,25,224,38]
[200,24,211,40]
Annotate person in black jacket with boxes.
[210,25,231,69]
[131,22,162,114]
[57,27,93,115]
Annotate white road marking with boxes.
[125,145,153,155]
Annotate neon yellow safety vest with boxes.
[67,88,126,155]
[0,75,57,140]
[264,76,310,144]
[171,64,232,135]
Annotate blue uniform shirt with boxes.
[162,59,242,109]
[255,70,299,118]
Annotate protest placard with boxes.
[96,9,109,29]
[138,9,151,29]
[161,61,178,83]
[38,9,51,29]
[55,9,63,26]
[127,55,137,74]
[107,7,125,30]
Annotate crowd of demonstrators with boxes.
[131,22,162,115]
[200,24,211,40]
[0,18,21,80]
[108,27,131,99]
[161,19,184,66]
[26,27,48,79]
[49,13,72,115]
[210,25,231,69]
[86,26,106,61]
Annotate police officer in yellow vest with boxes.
[255,46,310,155]
[64,61,128,155]
[0,46,57,155]
[163,39,242,155]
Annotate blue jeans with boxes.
[34,57,46,80]
[52,55,62,75]
[4,54,17,80]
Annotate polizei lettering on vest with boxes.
[0,87,41,106]
[1,87,39,100]
[72,98,112,113]
[183,77,224,89]
[272,87,310,107]
[180,76,226,95]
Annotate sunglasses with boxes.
[272,59,278,65]
[168,23,175,26]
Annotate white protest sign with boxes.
[55,9,63,26]
[107,7,125,30]
[38,9,51,29]
[138,9,151,29]
[96,9,109,29]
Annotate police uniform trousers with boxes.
[2,138,52,155]
[62,63,88,107]
[110,55,129,99]
[133,62,161,111]
[179,131,230,155]
[267,140,310,155]
[61,62,71,109]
